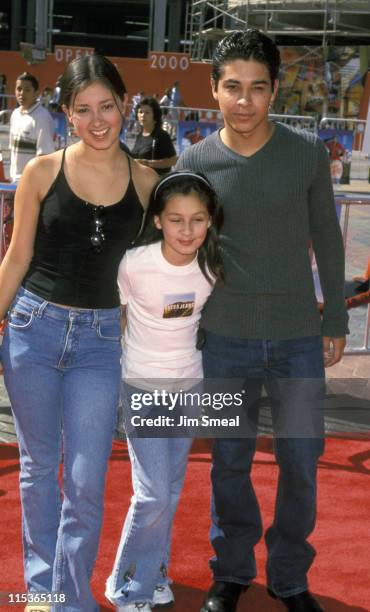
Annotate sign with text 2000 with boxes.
[149,52,190,72]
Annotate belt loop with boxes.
[35,300,48,318]
[93,309,99,328]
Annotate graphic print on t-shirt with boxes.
[163,292,195,318]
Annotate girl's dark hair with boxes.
[136,171,224,284]
[137,96,163,130]
[211,29,281,89]
[16,72,39,91]
[60,53,127,108]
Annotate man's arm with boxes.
[308,139,348,364]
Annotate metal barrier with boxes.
[270,113,318,132]
[0,105,368,354]
[320,116,366,131]
[157,106,318,133]
[127,107,318,142]
[318,116,370,354]
[319,116,367,152]
[334,187,370,355]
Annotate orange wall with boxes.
[0,50,216,111]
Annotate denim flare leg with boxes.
[2,288,122,612]
[106,381,192,606]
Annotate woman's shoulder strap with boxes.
[60,146,67,171]
[127,153,133,179]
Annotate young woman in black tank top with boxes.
[0,55,158,612]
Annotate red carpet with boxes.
[0,437,369,611]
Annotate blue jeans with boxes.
[2,288,121,612]
[202,330,325,598]
[106,382,193,606]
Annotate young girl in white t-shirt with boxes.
[106,171,224,611]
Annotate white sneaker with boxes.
[152,584,175,608]
[105,577,152,611]
[115,603,152,611]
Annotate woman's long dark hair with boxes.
[135,171,224,284]
[60,53,127,108]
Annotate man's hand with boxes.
[322,336,346,367]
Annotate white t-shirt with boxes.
[9,101,55,182]
[118,242,213,388]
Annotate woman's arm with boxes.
[139,155,178,170]
[0,155,54,321]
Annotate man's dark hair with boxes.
[211,29,281,89]
[16,72,39,91]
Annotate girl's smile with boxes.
[154,192,211,266]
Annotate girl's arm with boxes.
[0,156,53,321]
[120,305,127,335]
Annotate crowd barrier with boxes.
[1,106,369,353]
[0,181,16,261]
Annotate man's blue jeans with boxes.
[2,288,122,612]
[202,330,325,598]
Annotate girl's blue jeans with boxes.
[106,381,192,606]
[2,288,122,612]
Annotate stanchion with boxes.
[0,181,16,262]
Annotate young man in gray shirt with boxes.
[176,30,347,612]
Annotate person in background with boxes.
[41,86,53,109]
[105,171,224,612]
[50,75,63,112]
[0,54,157,611]
[127,90,144,132]
[9,72,55,183]
[131,96,177,175]
[168,81,184,121]
[176,29,348,612]
[170,80,184,108]
[159,87,172,108]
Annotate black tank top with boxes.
[23,149,144,308]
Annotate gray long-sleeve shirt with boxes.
[176,123,348,340]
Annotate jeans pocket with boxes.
[96,320,121,341]
[8,307,34,329]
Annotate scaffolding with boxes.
[186,1,370,61]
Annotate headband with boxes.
[153,171,212,200]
